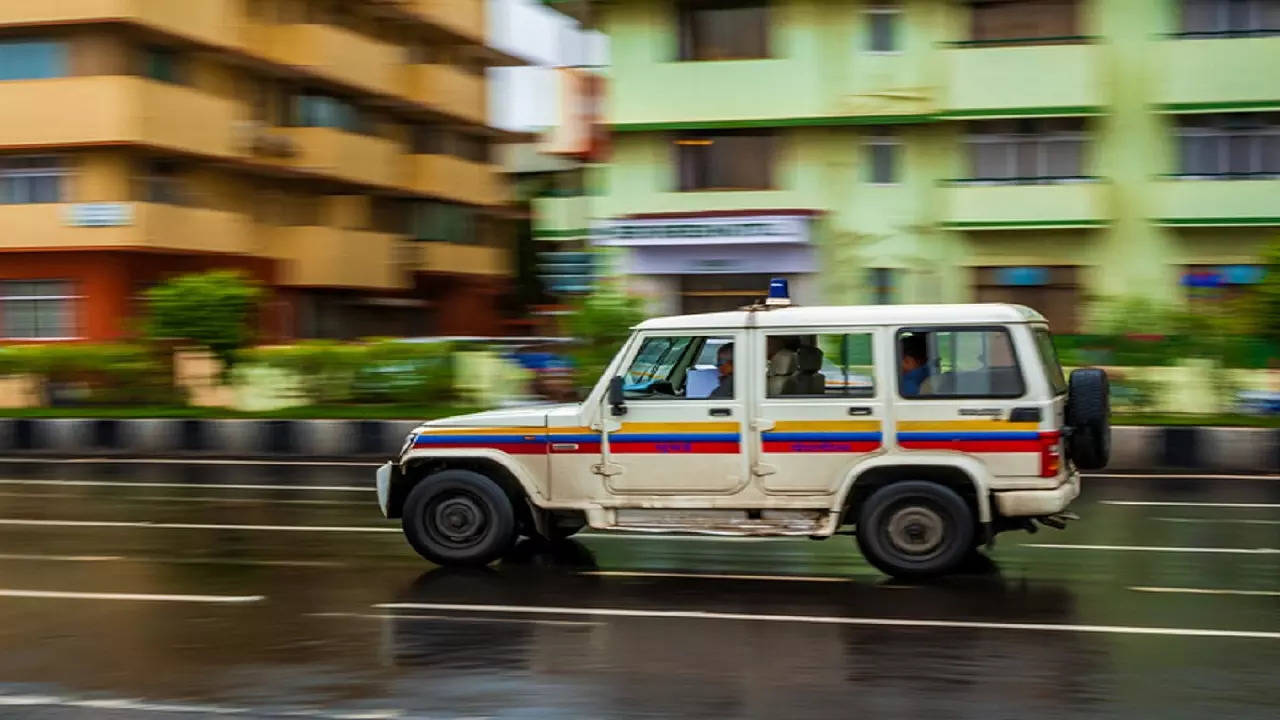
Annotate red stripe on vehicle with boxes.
[899,440,1042,452]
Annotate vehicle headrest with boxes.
[796,345,823,373]
[768,349,797,376]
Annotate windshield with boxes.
[1034,327,1068,396]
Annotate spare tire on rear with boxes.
[1066,368,1110,470]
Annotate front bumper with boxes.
[993,471,1080,518]
[376,462,394,518]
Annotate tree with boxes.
[145,270,262,371]
[563,290,646,385]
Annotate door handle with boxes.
[848,406,873,416]
[709,408,732,417]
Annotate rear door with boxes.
[890,325,1048,479]
[754,327,886,494]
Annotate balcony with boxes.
[938,42,1105,118]
[277,127,404,188]
[0,76,239,156]
[0,203,257,256]
[0,0,238,48]
[416,242,509,276]
[939,180,1110,230]
[245,23,401,97]
[532,195,590,240]
[409,0,485,45]
[271,227,411,290]
[409,154,507,206]
[1155,37,1280,111]
[1152,178,1280,227]
[403,64,486,125]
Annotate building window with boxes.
[143,46,184,84]
[1176,113,1280,177]
[974,266,1082,332]
[868,268,898,304]
[0,40,66,81]
[1,281,77,340]
[1179,0,1280,37]
[678,0,769,61]
[675,131,776,191]
[969,0,1081,44]
[138,160,186,205]
[291,93,372,135]
[866,6,902,52]
[866,136,900,184]
[0,157,64,204]
[1183,264,1265,304]
[412,201,476,244]
[965,118,1087,183]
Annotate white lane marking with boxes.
[1103,501,1280,509]
[374,602,1280,641]
[0,694,413,719]
[1086,473,1280,480]
[1130,586,1280,597]
[314,611,602,627]
[0,552,345,568]
[1154,517,1280,526]
[0,479,371,492]
[0,457,381,467]
[0,490,357,505]
[581,570,878,584]
[0,589,263,604]
[0,518,400,533]
[0,553,123,562]
[1024,543,1280,555]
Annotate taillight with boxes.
[1039,431,1062,478]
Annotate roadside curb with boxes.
[0,419,1274,473]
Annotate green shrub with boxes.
[563,291,646,385]
[145,270,262,372]
[238,340,455,405]
[0,343,177,405]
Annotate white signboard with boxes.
[593,214,812,247]
[65,203,134,228]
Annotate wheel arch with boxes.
[390,450,544,526]
[836,455,992,526]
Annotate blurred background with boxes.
[0,0,1276,421]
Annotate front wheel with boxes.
[855,481,976,579]
[402,470,517,567]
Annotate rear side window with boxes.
[898,328,1024,398]
[1034,328,1068,395]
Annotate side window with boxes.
[623,335,735,400]
[898,328,1023,398]
[765,333,875,398]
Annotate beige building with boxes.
[0,0,524,340]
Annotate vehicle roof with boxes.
[635,304,1048,331]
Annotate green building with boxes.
[537,0,1278,330]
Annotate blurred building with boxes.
[0,0,530,341]
[567,0,1279,331]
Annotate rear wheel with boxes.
[401,470,516,567]
[855,481,976,579]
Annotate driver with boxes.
[709,342,734,398]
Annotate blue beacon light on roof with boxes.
[766,277,791,306]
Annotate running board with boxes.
[608,509,829,536]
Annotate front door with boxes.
[599,331,748,495]
[890,325,1042,478]
[754,328,887,493]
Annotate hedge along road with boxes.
[0,461,1275,719]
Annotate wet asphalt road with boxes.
[0,461,1277,719]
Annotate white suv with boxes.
[376,300,1109,578]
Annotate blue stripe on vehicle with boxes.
[897,431,1041,441]
[762,432,883,442]
[415,435,546,444]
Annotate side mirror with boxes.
[607,376,627,416]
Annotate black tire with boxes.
[1066,368,1110,470]
[401,469,517,567]
[855,481,976,579]
[548,518,586,540]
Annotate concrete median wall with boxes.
[0,419,1273,473]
